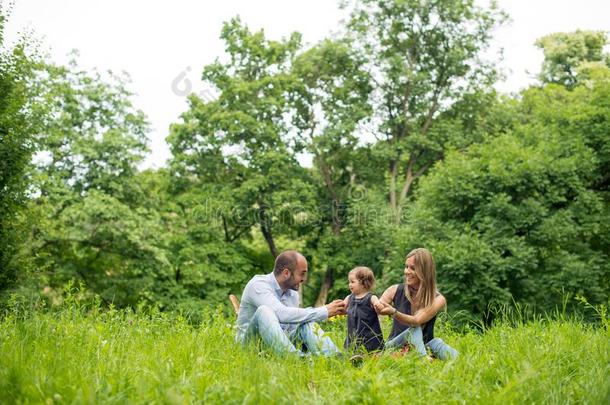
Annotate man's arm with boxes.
[246,281,328,324]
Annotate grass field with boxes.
[1,303,609,404]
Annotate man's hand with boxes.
[325,299,347,317]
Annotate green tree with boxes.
[291,38,389,305]
[536,30,610,88]
[25,57,173,307]
[32,57,149,204]
[0,7,42,293]
[343,0,505,221]
[128,168,261,310]
[168,18,314,261]
[407,71,610,317]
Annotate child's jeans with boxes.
[384,326,458,360]
[238,305,340,357]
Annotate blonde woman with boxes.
[375,248,458,360]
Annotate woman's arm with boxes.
[379,285,398,304]
[392,294,447,326]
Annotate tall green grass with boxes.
[1,301,608,404]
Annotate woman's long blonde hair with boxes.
[405,248,437,312]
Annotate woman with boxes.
[376,248,458,360]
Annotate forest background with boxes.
[1,0,609,325]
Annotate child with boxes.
[343,266,384,353]
[376,248,458,360]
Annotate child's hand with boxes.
[373,300,386,313]
[374,300,394,315]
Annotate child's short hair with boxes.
[349,266,376,291]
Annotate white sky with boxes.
[4,0,610,169]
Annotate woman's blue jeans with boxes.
[238,305,340,357]
[384,326,458,360]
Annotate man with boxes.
[235,250,346,356]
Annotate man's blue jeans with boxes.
[385,326,458,360]
[238,305,340,356]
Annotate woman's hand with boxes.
[375,284,398,314]
[392,295,447,326]
[373,299,385,313]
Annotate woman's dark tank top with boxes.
[344,293,384,352]
[387,283,436,343]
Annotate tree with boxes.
[406,71,610,318]
[0,6,42,293]
[168,18,315,260]
[343,0,505,221]
[291,38,388,305]
[32,56,149,204]
[24,56,174,307]
[536,30,610,88]
[124,168,262,310]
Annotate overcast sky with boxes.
[5,0,610,168]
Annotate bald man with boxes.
[235,250,346,356]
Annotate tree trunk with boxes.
[389,159,398,215]
[314,267,333,307]
[221,215,230,242]
[395,156,415,222]
[396,156,434,220]
[258,203,278,258]
[260,221,278,259]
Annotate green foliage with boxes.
[343,0,506,218]
[156,172,264,307]
[168,18,314,260]
[3,0,610,332]
[20,56,173,309]
[32,56,149,202]
[406,72,610,316]
[536,30,610,88]
[0,305,608,403]
[290,37,385,303]
[0,6,43,292]
[33,190,172,307]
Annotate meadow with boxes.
[1,301,609,404]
